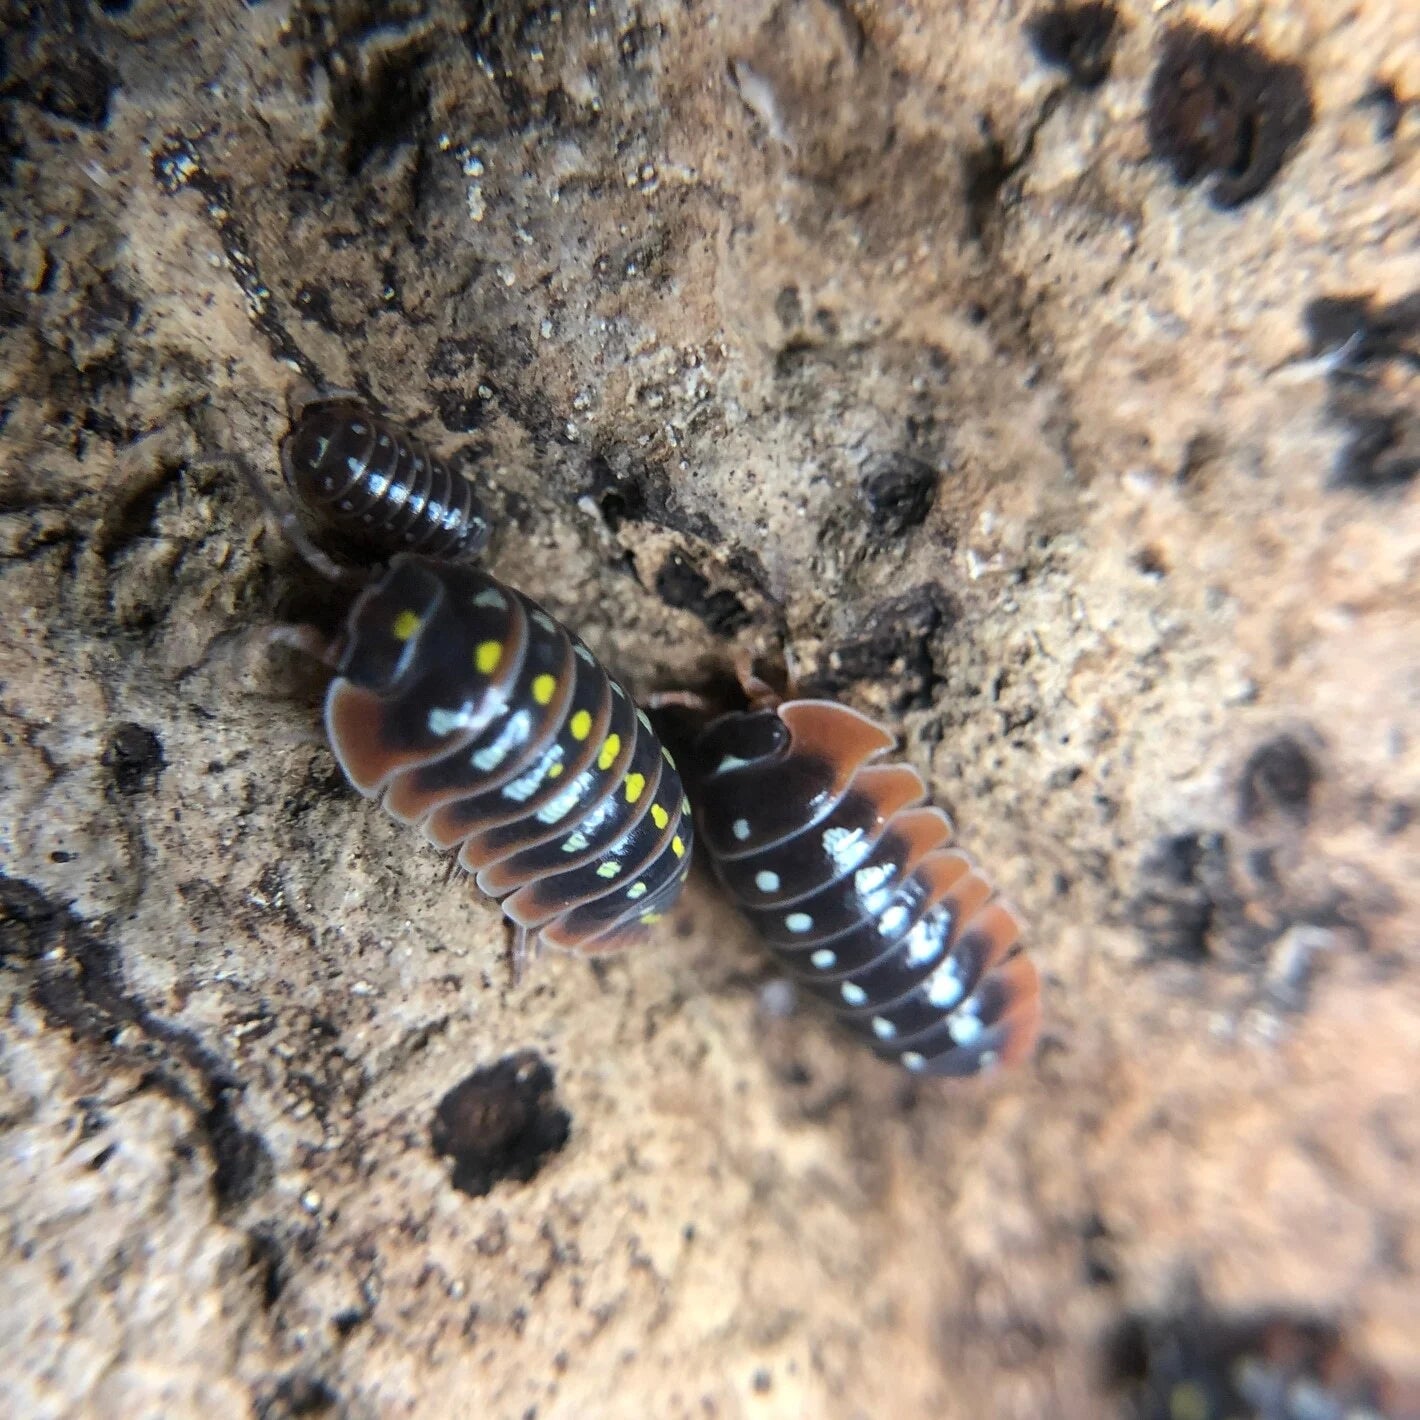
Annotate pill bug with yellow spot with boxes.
[688,694,1040,1078]
[280,391,492,562]
[325,555,693,966]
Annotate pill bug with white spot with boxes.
[281,392,492,562]
[325,556,693,964]
[689,698,1040,1077]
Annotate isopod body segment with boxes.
[281,395,492,562]
[327,555,693,953]
[690,700,1041,1076]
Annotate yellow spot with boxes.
[671,835,685,858]
[570,710,592,741]
[532,673,556,706]
[391,609,421,642]
[548,762,564,779]
[598,733,621,771]
[627,882,648,900]
[624,772,646,804]
[475,640,502,674]
[651,804,669,831]
[596,861,621,879]
[640,911,663,924]
[1169,1383,1209,1420]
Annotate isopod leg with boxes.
[208,450,370,589]
[509,922,536,987]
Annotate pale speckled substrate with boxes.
[1,1,1418,1417]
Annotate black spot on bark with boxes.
[103,722,165,797]
[1146,24,1312,208]
[1238,735,1318,824]
[255,1373,339,1420]
[1103,1286,1393,1420]
[1126,831,1234,961]
[329,41,432,175]
[654,552,751,636]
[962,125,1012,242]
[860,452,938,537]
[801,584,958,713]
[1306,291,1420,366]
[1,25,116,128]
[1358,80,1407,142]
[204,1091,272,1208]
[1027,3,1120,90]
[1304,290,1420,491]
[432,1050,570,1198]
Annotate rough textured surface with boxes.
[2,1,1419,1417]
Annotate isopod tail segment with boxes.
[685,657,1041,1079]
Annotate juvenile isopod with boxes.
[280,391,492,563]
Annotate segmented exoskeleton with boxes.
[690,697,1040,1076]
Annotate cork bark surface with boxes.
[2,2,1418,1417]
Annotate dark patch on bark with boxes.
[860,451,938,537]
[1126,831,1235,962]
[0,872,272,1210]
[102,722,165,797]
[1027,3,1120,90]
[1103,1283,1396,1420]
[654,551,751,636]
[801,584,958,713]
[1238,734,1318,825]
[432,1049,570,1197]
[1305,290,1420,491]
[1146,24,1312,208]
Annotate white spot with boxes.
[948,1010,984,1046]
[878,904,910,937]
[926,960,965,1009]
[610,679,626,695]
[841,982,868,1007]
[871,1017,896,1040]
[532,611,556,632]
[901,1051,927,1073]
[502,748,562,802]
[905,912,947,965]
[732,818,751,841]
[637,710,652,731]
[471,709,532,772]
[536,772,593,824]
[473,587,506,609]
[822,826,871,872]
[575,645,596,665]
[785,912,814,934]
[810,948,837,970]
[627,882,648,900]
[854,863,892,897]
[717,753,750,773]
[754,870,781,894]
[978,1050,999,1070]
[427,703,475,737]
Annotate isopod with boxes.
[325,555,694,961]
[280,392,492,562]
[688,691,1040,1076]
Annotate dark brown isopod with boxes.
[281,393,491,562]
[689,694,1041,1077]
